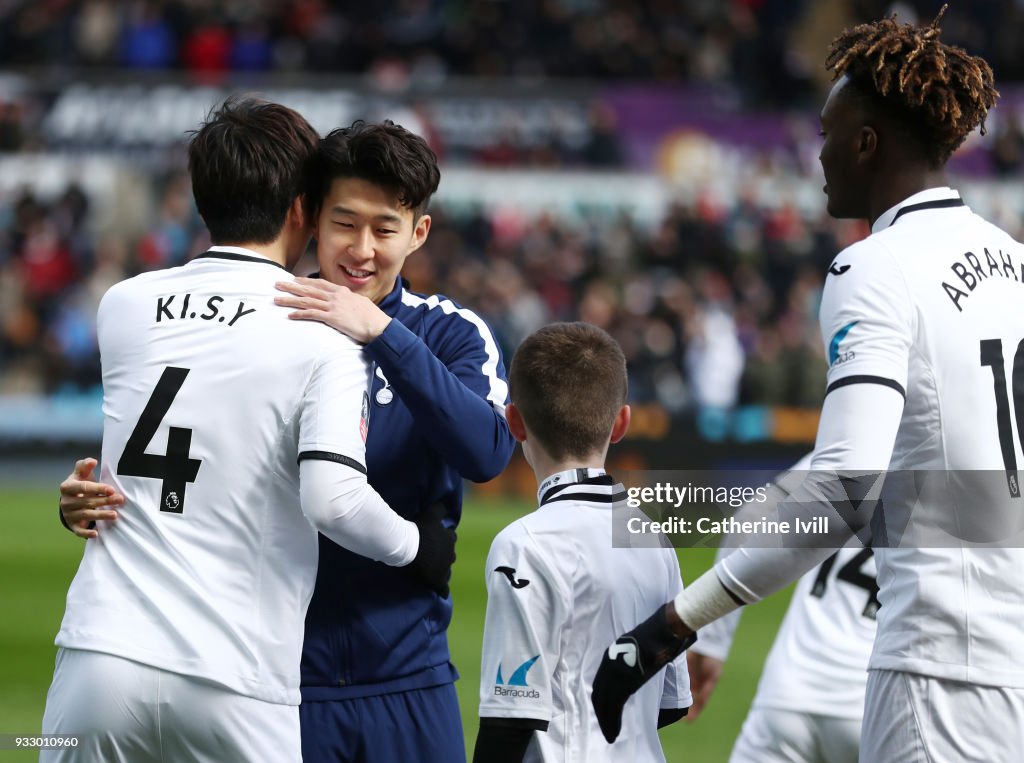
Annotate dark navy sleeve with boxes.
[364,314,515,483]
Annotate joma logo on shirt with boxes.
[495,566,530,589]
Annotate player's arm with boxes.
[57,458,123,539]
[715,243,912,603]
[297,347,455,595]
[474,527,566,763]
[591,404,897,744]
[593,244,913,742]
[299,460,454,595]
[277,277,515,482]
[365,308,515,482]
[685,453,815,720]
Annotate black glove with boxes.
[407,501,457,597]
[591,603,697,743]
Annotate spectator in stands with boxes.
[991,109,1024,176]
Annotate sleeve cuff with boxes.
[479,716,550,732]
[365,318,419,363]
[657,707,689,728]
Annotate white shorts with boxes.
[730,706,860,763]
[40,648,301,763]
[860,669,1024,763]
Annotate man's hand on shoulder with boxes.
[59,458,123,539]
[591,602,697,743]
[275,277,392,344]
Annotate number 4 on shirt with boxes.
[117,366,203,514]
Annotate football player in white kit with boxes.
[39,97,455,763]
[687,455,876,763]
[595,9,1024,761]
[473,323,691,763]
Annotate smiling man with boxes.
[274,121,516,762]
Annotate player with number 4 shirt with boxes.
[40,98,456,763]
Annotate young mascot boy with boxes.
[474,322,691,763]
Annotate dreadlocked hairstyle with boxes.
[825,4,998,167]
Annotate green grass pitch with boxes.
[0,486,793,762]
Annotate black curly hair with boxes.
[826,4,999,166]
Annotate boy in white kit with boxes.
[474,322,691,763]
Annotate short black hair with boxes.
[826,6,998,167]
[188,95,320,244]
[315,120,440,217]
[509,322,628,461]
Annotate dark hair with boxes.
[188,95,320,244]
[826,5,998,167]
[316,120,440,217]
[509,322,628,462]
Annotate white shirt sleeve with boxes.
[295,343,418,566]
[299,459,418,566]
[691,454,813,657]
[660,552,694,709]
[297,341,373,470]
[713,242,912,606]
[819,239,914,396]
[714,381,903,605]
[478,523,569,725]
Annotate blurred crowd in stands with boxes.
[3,1,1024,104]
[4,0,1024,416]
[0,167,874,413]
[5,0,805,97]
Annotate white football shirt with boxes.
[749,546,874,719]
[815,187,1024,688]
[479,470,691,763]
[55,247,411,705]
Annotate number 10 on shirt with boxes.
[980,338,1024,498]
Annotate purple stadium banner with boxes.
[602,83,1020,177]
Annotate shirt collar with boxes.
[377,277,407,316]
[195,245,289,271]
[209,245,273,260]
[537,467,608,506]
[871,187,963,233]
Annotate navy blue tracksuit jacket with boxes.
[300,277,516,700]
